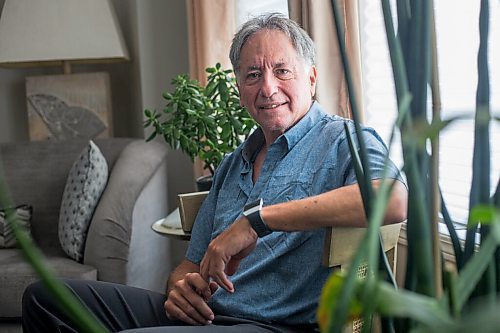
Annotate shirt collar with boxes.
[279,101,326,151]
[241,101,326,164]
[242,127,265,167]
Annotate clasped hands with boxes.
[164,217,258,325]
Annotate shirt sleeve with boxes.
[185,153,234,264]
[339,124,402,186]
[185,188,216,264]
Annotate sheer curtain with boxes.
[186,0,235,84]
[288,0,363,120]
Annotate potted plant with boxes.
[318,1,500,332]
[144,63,257,190]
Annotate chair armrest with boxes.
[83,140,170,292]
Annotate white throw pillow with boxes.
[58,140,108,262]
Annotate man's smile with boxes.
[258,102,287,110]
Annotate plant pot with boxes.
[196,175,213,192]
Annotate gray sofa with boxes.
[0,138,171,331]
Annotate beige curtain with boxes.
[186,0,236,178]
[186,0,235,85]
[288,0,363,120]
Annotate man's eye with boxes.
[275,69,293,79]
[247,72,260,80]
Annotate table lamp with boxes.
[0,0,130,141]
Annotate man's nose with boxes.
[259,73,279,99]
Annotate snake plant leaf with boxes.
[464,0,491,261]
[440,190,464,269]
[331,0,373,214]
[343,121,397,287]
[317,273,364,333]
[344,122,371,218]
[406,115,469,149]
[381,0,410,102]
[321,172,399,332]
[447,300,500,333]
[374,280,454,329]
[319,274,454,333]
[455,230,500,309]
[468,205,500,228]
[493,180,500,206]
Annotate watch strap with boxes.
[243,199,272,237]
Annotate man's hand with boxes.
[164,272,218,325]
[200,217,258,293]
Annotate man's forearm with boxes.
[261,179,407,232]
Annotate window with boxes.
[359,0,500,229]
[236,0,288,26]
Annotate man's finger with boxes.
[201,255,234,293]
[186,272,212,300]
[209,281,219,295]
[165,297,207,325]
[213,270,234,293]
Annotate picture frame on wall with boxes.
[25,72,113,141]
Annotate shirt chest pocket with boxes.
[266,174,312,205]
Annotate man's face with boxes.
[237,29,317,142]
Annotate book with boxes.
[177,191,209,232]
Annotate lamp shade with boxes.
[0,0,130,67]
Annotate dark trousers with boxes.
[22,279,317,333]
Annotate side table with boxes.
[151,207,191,241]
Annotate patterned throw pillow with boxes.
[58,140,108,262]
[0,204,32,248]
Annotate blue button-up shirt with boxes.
[186,102,400,325]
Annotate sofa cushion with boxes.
[0,249,97,318]
[58,141,108,262]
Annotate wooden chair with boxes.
[322,224,402,333]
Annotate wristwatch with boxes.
[243,198,272,237]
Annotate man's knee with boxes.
[22,279,74,314]
[22,280,46,312]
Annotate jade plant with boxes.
[144,63,257,175]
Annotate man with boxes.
[22,13,407,333]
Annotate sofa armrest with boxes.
[83,140,170,292]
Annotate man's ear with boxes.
[309,65,317,98]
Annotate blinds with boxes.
[359,0,500,228]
